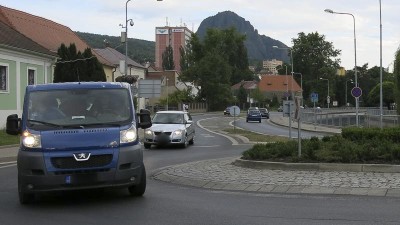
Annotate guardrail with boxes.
[300,108,399,128]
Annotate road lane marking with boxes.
[197,117,239,145]
[0,164,16,169]
[0,161,17,165]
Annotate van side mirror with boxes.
[137,109,152,129]
[6,114,21,135]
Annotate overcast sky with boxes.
[1,0,398,71]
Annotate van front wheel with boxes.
[18,177,35,204]
[128,164,146,197]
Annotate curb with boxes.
[233,158,400,173]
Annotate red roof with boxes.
[258,75,301,92]
[0,5,111,66]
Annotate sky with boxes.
[1,0,399,71]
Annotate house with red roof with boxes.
[231,75,301,105]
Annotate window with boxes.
[28,68,36,85]
[0,65,8,92]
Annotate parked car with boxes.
[259,108,269,119]
[223,106,231,115]
[246,109,262,123]
[144,111,195,149]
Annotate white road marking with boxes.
[197,117,239,145]
[0,164,16,169]
[0,161,17,165]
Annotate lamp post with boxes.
[345,79,353,107]
[273,46,294,138]
[379,0,383,129]
[123,0,163,76]
[320,78,329,108]
[294,72,303,106]
[325,8,359,126]
[166,78,169,110]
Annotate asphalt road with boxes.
[236,112,325,138]
[0,113,399,225]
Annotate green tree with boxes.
[180,28,253,110]
[159,89,195,106]
[394,48,400,114]
[367,81,395,109]
[250,87,265,107]
[162,45,175,70]
[237,84,248,104]
[291,32,341,104]
[54,43,106,82]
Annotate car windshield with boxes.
[249,110,260,114]
[259,108,267,113]
[152,113,184,124]
[26,88,132,130]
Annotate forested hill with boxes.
[196,11,289,62]
[76,31,155,64]
[76,11,290,64]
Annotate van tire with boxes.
[128,164,146,197]
[18,178,35,204]
[144,143,151,149]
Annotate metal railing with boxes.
[301,108,399,128]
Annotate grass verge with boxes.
[0,130,19,146]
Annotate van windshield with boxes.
[26,88,133,130]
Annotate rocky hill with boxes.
[196,11,289,62]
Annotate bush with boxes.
[242,133,400,164]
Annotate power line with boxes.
[56,56,96,64]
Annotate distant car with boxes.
[277,106,283,112]
[247,106,259,113]
[224,107,231,115]
[246,109,262,123]
[259,108,269,119]
[143,111,195,149]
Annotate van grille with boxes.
[51,154,113,169]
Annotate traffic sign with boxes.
[310,92,318,103]
[351,87,362,98]
[229,106,240,116]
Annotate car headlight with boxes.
[22,131,41,148]
[145,129,153,135]
[173,129,183,136]
[120,125,137,144]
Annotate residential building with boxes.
[262,59,283,75]
[155,26,192,71]
[93,47,147,110]
[231,75,301,104]
[0,20,57,128]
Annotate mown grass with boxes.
[223,128,289,143]
[0,130,20,146]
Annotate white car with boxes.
[143,111,195,149]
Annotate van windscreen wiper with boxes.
[27,120,64,128]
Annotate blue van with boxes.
[6,82,152,204]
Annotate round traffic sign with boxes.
[229,106,240,116]
[351,87,362,98]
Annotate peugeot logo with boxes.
[73,153,91,161]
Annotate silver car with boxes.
[143,111,195,149]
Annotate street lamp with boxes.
[320,78,329,108]
[293,72,303,106]
[273,45,294,138]
[166,78,169,110]
[345,79,353,107]
[379,0,383,129]
[123,0,163,76]
[325,8,359,125]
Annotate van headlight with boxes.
[120,125,137,143]
[22,131,41,148]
